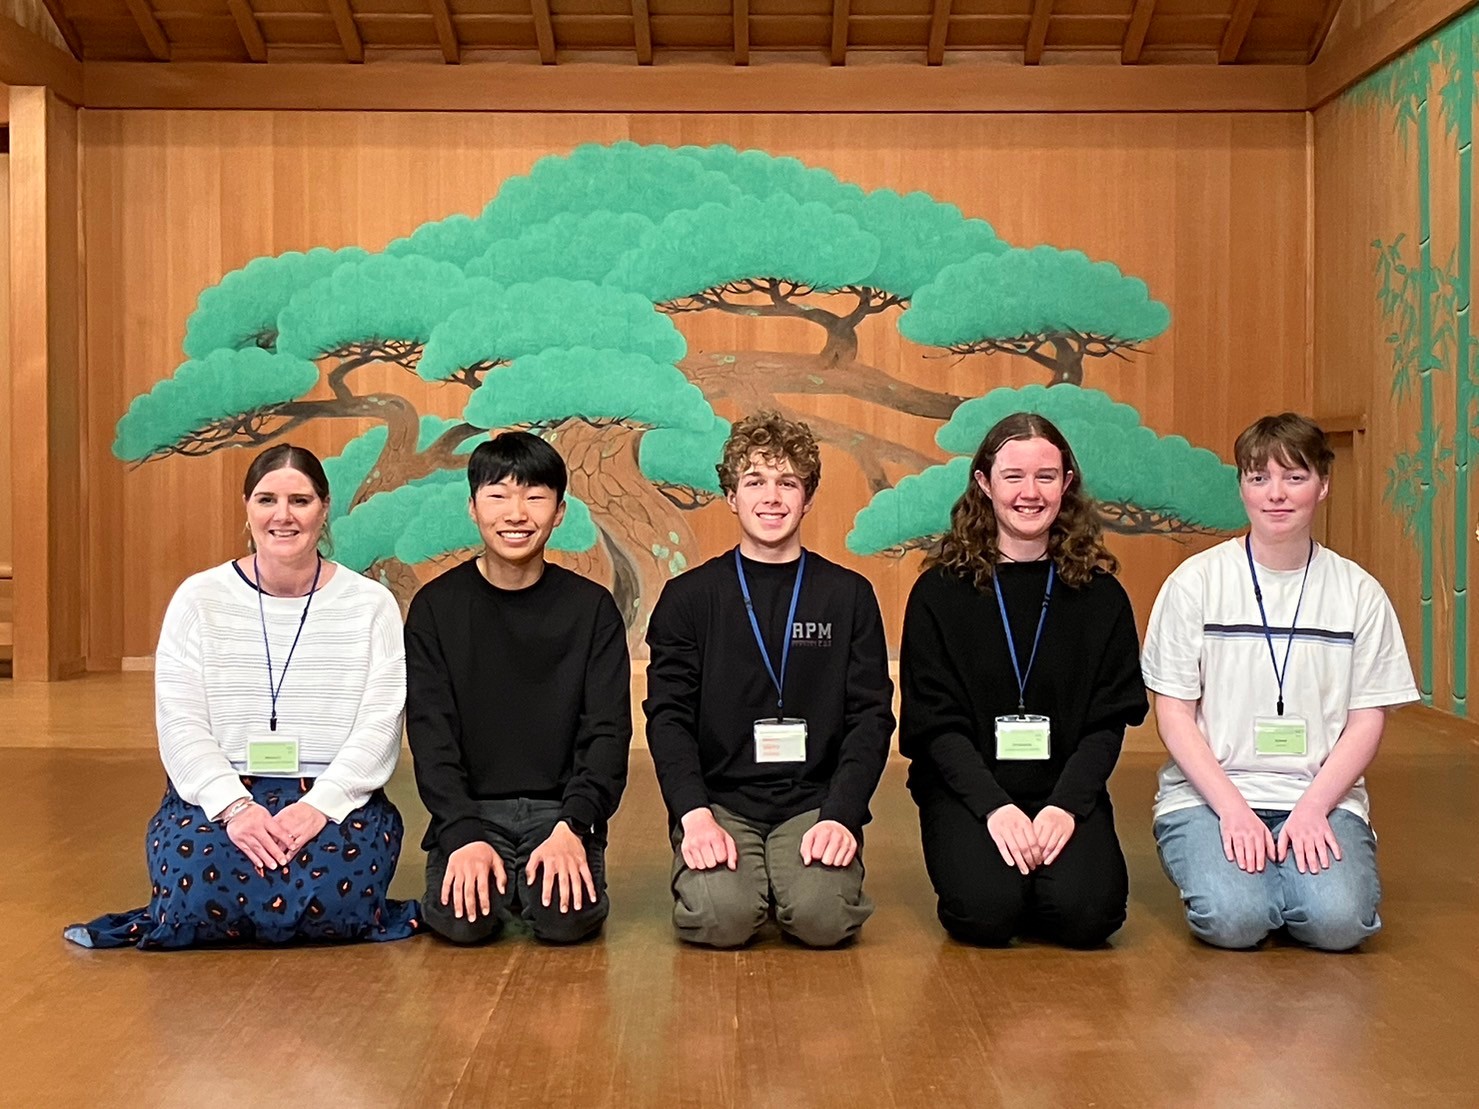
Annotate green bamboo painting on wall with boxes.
[1356,9,1479,714]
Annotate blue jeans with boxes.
[1153,804,1381,951]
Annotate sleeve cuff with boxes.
[561,794,602,832]
[437,816,487,856]
[300,780,361,824]
[194,775,251,823]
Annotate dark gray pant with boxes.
[670,805,873,949]
[422,798,608,946]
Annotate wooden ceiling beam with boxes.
[82,60,1309,114]
[123,0,171,60]
[426,0,459,63]
[831,0,849,65]
[1308,0,1479,107]
[1219,0,1259,64]
[325,0,364,62]
[733,0,749,65]
[0,15,84,100]
[38,0,84,59]
[632,0,652,64]
[226,0,267,63]
[530,0,556,63]
[1306,0,1344,63]
[1025,0,1052,65]
[1122,0,1155,64]
[926,0,951,65]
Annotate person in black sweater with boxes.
[405,432,631,945]
[645,412,895,948]
[900,412,1148,949]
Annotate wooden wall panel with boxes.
[1314,10,1479,716]
[81,110,1311,662]
[11,86,83,679]
[0,152,10,573]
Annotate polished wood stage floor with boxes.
[4,675,1477,1107]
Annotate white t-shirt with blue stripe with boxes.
[1142,539,1418,823]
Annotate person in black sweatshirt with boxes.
[405,431,631,945]
[900,412,1148,949]
[644,412,895,948]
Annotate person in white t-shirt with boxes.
[1142,414,1418,950]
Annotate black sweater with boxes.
[643,548,895,836]
[405,559,632,854]
[900,563,1147,819]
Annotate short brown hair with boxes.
[1234,413,1334,479]
[716,411,822,498]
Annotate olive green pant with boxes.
[670,805,873,949]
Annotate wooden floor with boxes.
[5,676,1479,1108]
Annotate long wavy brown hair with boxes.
[926,412,1118,590]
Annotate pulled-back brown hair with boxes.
[1234,413,1334,479]
[717,411,822,498]
[242,443,333,556]
[926,412,1118,590]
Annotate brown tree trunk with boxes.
[550,419,701,658]
[682,349,964,420]
[367,556,422,616]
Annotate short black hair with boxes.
[467,431,567,501]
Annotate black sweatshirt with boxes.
[900,562,1148,820]
[405,559,632,854]
[643,547,895,836]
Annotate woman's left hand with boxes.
[274,801,329,856]
[1032,805,1077,866]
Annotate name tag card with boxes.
[247,737,300,775]
[754,719,808,763]
[995,715,1051,761]
[1254,715,1308,757]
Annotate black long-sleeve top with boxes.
[900,562,1147,819]
[643,548,895,836]
[405,559,632,854]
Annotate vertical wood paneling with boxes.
[11,86,83,679]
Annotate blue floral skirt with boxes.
[65,776,421,949]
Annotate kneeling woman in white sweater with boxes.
[66,444,419,948]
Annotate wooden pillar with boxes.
[9,86,84,680]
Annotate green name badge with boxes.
[995,715,1051,761]
[247,737,300,775]
[1254,715,1308,757]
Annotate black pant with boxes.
[421,798,609,946]
[915,786,1128,949]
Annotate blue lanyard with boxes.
[734,548,806,718]
[991,562,1055,714]
[1244,537,1314,718]
[255,554,322,732]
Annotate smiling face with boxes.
[469,478,566,573]
[1240,456,1329,546]
[974,435,1071,558]
[244,466,328,566]
[726,452,813,562]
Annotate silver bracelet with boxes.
[218,798,254,825]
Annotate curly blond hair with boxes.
[716,411,822,498]
[926,412,1118,589]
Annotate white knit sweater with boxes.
[154,561,406,823]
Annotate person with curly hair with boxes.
[899,412,1148,948]
[644,411,895,948]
